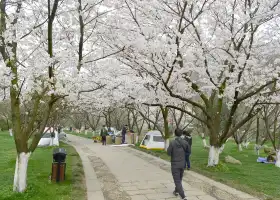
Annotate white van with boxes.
[140,130,165,150]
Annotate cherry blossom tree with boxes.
[108,0,280,166]
[0,0,65,192]
[170,105,194,131]
[84,110,102,131]
[0,0,124,192]
[0,100,11,129]
[254,115,268,155]
[261,104,280,167]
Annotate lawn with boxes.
[134,137,280,200]
[64,130,94,139]
[0,131,86,200]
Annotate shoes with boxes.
[173,191,178,196]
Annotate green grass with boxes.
[0,132,86,200]
[134,137,280,200]
[65,130,94,139]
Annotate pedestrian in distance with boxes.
[121,125,128,144]
[100,125,108,145]
[167,128,190,200]
[182,130,192,170]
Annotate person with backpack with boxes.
[100,125,108,145]
[167,129,189,200]
[182,130,192,170]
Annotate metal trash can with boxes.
[51,148,67,182]
[115,136,122,145]
[106,135,112,144]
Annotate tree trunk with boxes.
[161,107,170,151]
[164,138,170,151]
[208,146,220,167]
[13,152,31,192]
[202,138,208,148]
[242,142,250,149]
[219,144,225,153]
[80,125,85,132]
[9,129,13,137]
[6,118,10,130]
[136,135,139,144]
[238,143,243,152]
[200,133,209,148]
[275,150,280,168]
[255,144,262,156]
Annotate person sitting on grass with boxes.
[167,129,189,200]
[100,125,108,146]
[182,129,192,170]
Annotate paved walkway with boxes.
[67,135,260,200]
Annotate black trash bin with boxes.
[53,148,67,163]
[51,148,67,182]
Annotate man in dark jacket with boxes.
[100,125,108,145]
[167,129,189,200]
[121,125,128,144]
[183,130,192,170]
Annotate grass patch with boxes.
[133,137,280,200]
[0,131,86,200]
[65,130,94,139]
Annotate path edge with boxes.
[65,139,105,200]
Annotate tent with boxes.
[38,127,59,147]
[140,130,165,150]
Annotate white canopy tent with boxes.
[38,127,59,147]
[140,130,165,150]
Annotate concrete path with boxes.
[67,135,260,200]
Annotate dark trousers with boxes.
[102,136,106,145]
[185,153,191,169]
[122,134,125,144]
[171,167,185,199]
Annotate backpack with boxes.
[175,138,190,154]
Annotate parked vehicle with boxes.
[140,130,164,150]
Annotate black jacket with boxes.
[183,136,192,153]
[122,127,127,135]
[167,137,189,169]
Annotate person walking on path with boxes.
[121,125,128,144]
[100,125,108,145]
[167,129,189,200]
[182,130,192,170]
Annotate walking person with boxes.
[167,129,189,200]
[182,130,192,170]
[100,125,108,145]
[121,125,128,144]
